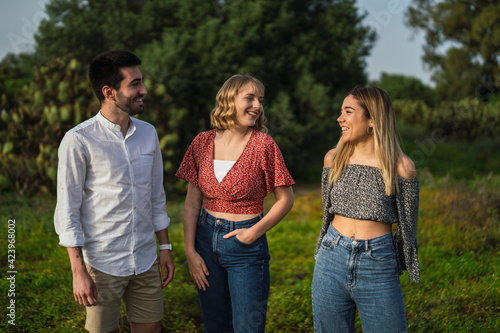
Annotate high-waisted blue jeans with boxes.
[312,224,407,333]
[195,208,270,333]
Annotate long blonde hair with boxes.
[329,86,403,195]
[210,74,267,132]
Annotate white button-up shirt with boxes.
[54,112,170,276]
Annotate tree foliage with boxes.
[406,0,500,101]
[0,56,98,194]
[2,0,376,194]
[373,72,435,106]
[393,98,500,141]
[34,0,163,64]
[0,53,37,109]
[139,0,376,180]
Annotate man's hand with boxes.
[67,247,98,306]
[159,250,175,288]
[72,270,98,306]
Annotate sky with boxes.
[356,0,432,85]
[0,0,433,86]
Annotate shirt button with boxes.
[133,206,136,209]
[134,229,137,232]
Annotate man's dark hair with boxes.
[88,50,142,103]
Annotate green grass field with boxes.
[1,135,499,332]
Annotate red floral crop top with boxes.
[175,130,295,214]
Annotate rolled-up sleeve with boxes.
[54,132,87,247]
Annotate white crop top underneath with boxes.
[213,160,236,183]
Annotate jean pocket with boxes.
[367,244,396,262]
[228,234,268,257]
[234,235,258,247]
[320,232,337,250]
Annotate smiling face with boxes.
[114,66,147,116]
[338,94,373,144]
[233,82,263,129]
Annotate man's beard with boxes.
[115,92,144,116]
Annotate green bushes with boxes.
[0,56,97,195]
[0,55,188,195]
[393,98,500,141]
[1,53,499,196]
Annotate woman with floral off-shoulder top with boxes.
[176,74,295,333]
[312,86,420,333]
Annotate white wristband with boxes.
[159,244,172,251]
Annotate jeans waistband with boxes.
[327,224,394,251]
[200,208,263,231]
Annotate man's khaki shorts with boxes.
[84,260,163,333]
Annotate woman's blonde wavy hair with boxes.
[210,74,267,132]
[329,86,404,196]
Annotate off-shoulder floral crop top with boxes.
[316,164,421,282]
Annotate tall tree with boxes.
[23,0,375,189]
[140,0,375,178]
[406,0,500,101]
[34,0,166,64]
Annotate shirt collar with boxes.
[97,111,137,137]
[127,117,137,138]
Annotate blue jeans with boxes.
[195,208,270,333]
[312,224,408,333]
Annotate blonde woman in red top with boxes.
[176,74,295,333]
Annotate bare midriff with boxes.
[331,215,392,240]
[205,209,262,222]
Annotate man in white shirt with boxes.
[54,50,174,333]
